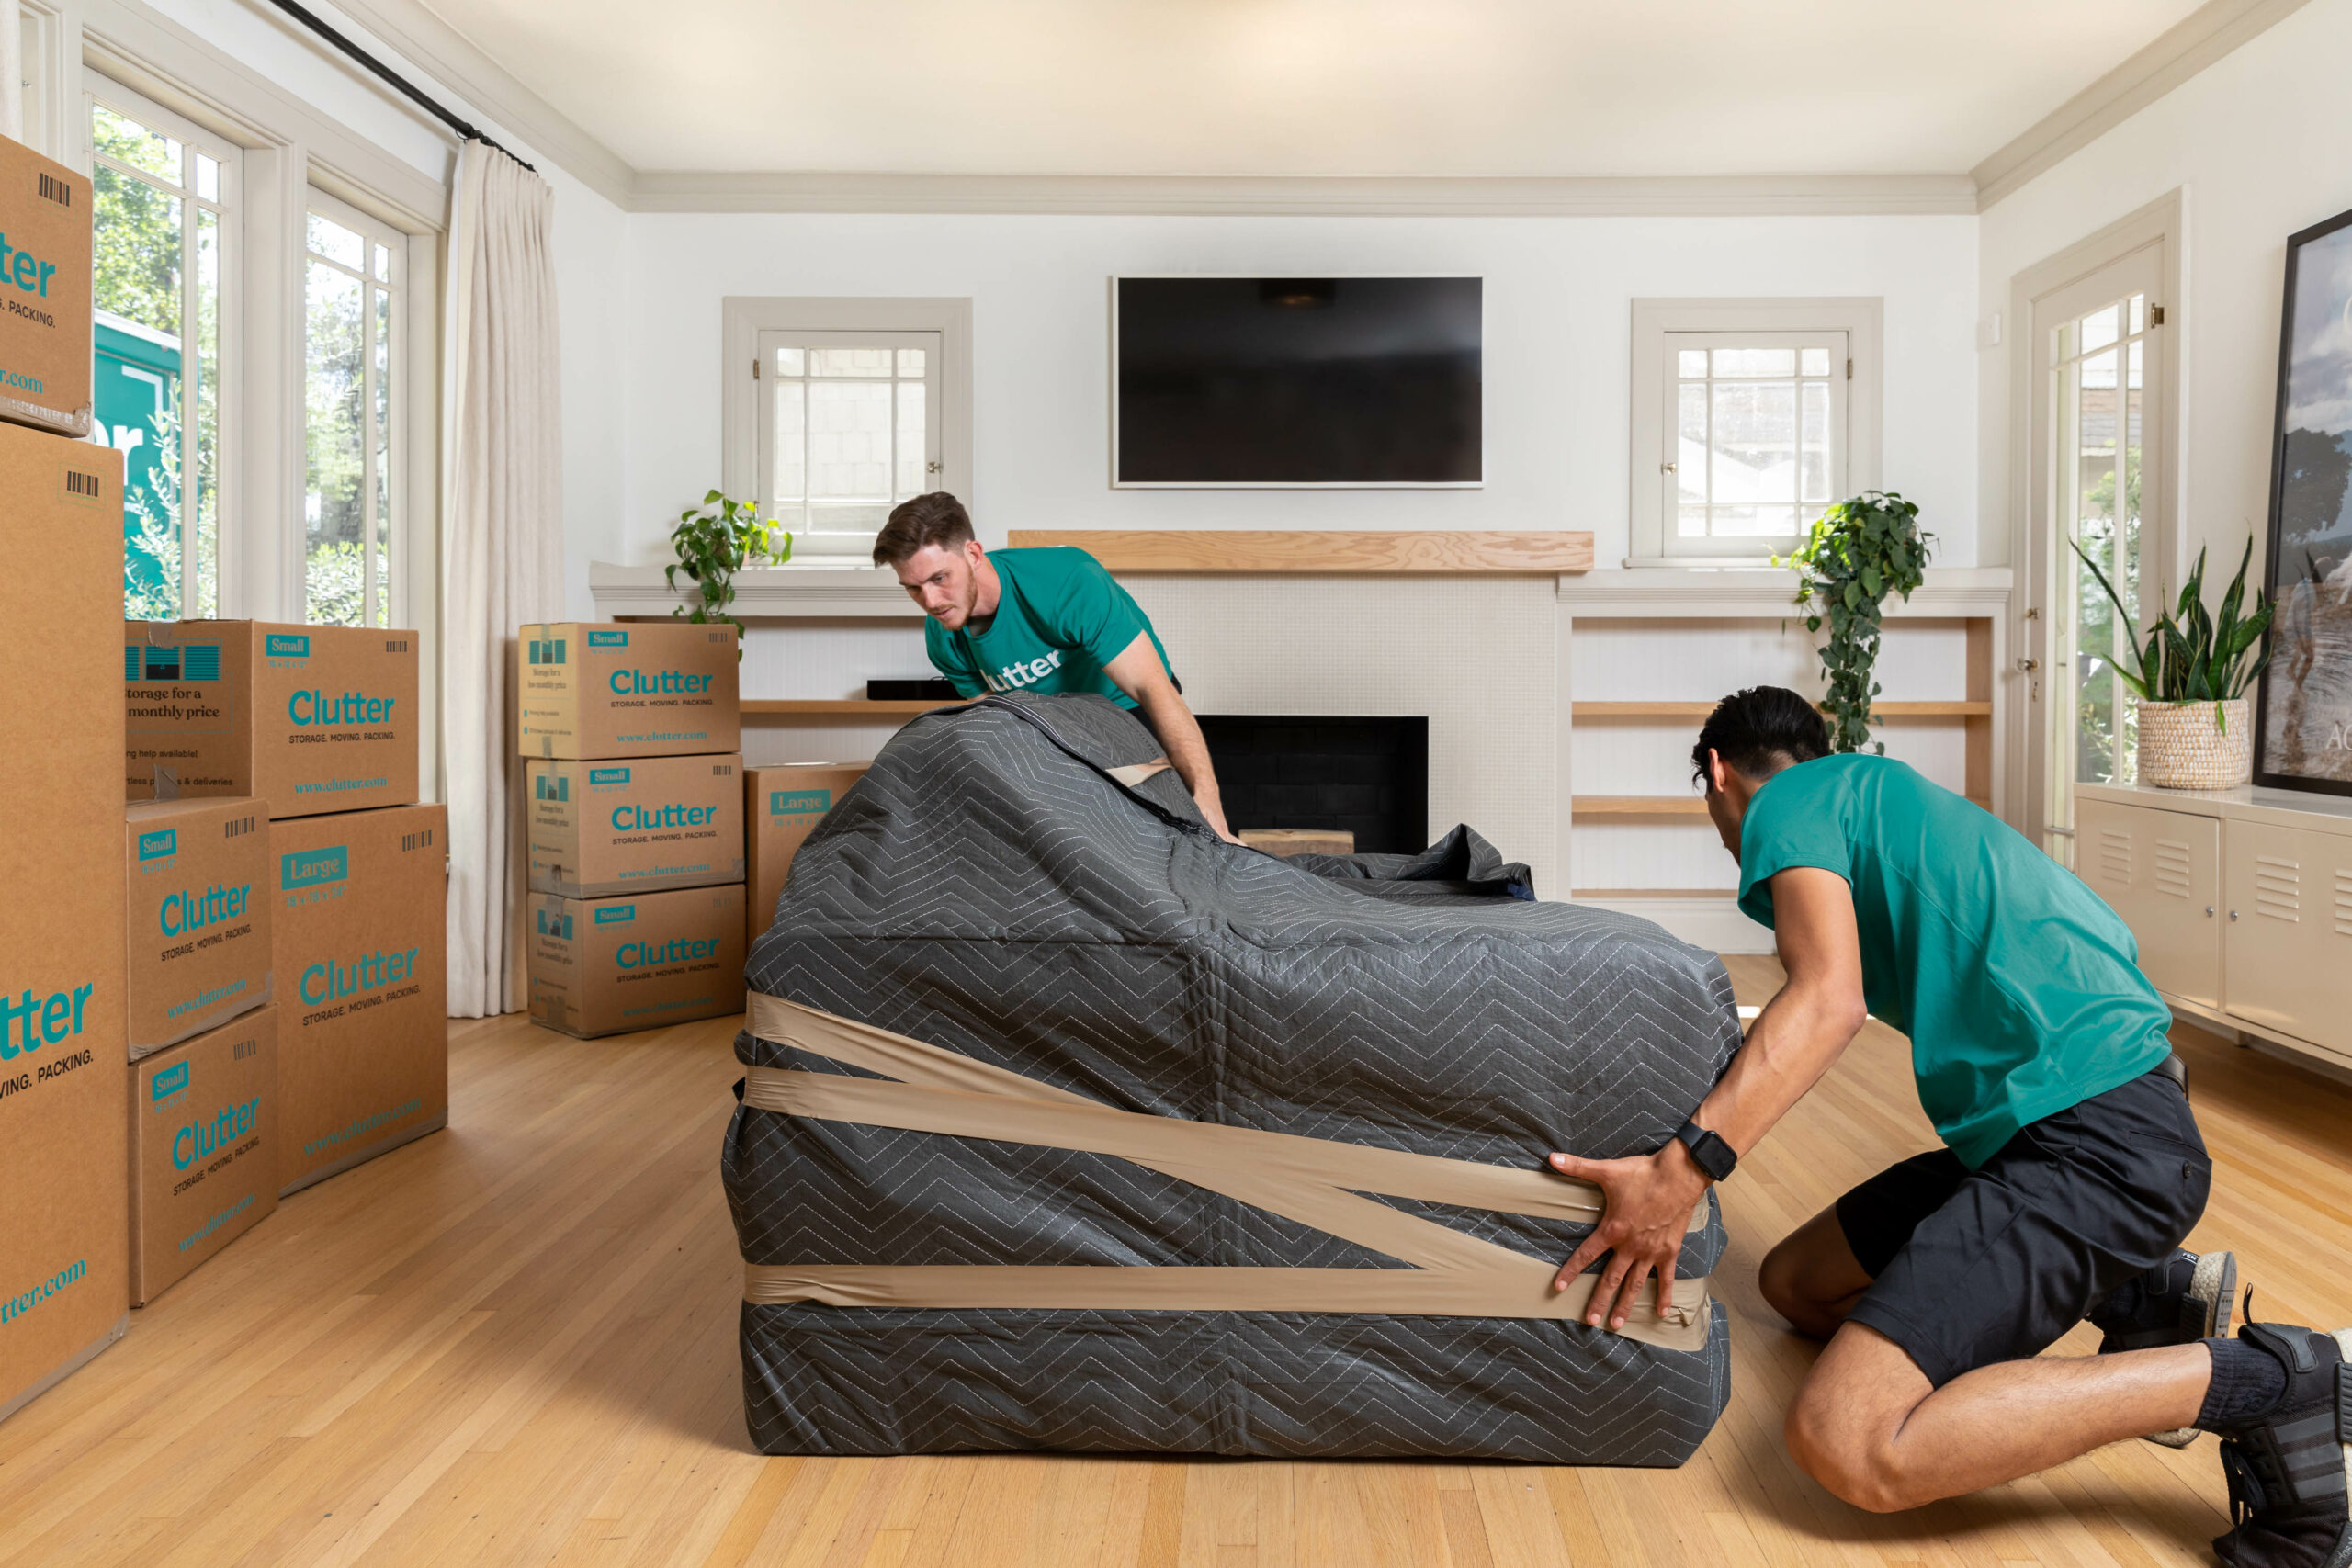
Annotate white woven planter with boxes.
[2136,698,2252,789]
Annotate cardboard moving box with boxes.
[125,798,271,1056]
[124,621,420,818]
[528,884,745,1039]
[527,753,744,898]
[517,622,739,760]
[129,1007,277,1307]
[744,763,869,944]
[272,805,447,1194]
[0,430,126,1422]
[0,134,93,438]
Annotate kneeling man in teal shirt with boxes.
[875,492,1240,842]
[1549,686,2346,1567]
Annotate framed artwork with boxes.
[2256,204,2352,795]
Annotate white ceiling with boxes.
[416,0,2210,179]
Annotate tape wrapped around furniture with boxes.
[741,992,1713,1352]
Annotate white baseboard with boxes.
[1571,894,1772,954]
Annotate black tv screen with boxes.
[1114,276,1481,486]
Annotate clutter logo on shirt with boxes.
[984,649,1063,692]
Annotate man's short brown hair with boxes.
[873,492,975,567]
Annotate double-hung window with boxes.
[303,191,405,626]
[760,332,939,559]
[721,299,972,563]
[1627,299,1882,567]
[90,84,236,621]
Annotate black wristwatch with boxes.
[1674,1119,1738,1182]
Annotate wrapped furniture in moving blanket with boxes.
[728,694,1743,1462]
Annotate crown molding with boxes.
[1971,0,2312,210]
[626,169,1979,217]
[289,0,634,206]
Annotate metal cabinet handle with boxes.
[2229,909,2240,921]
[2205,905,2216,917]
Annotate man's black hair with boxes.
[1690,686,1832,786]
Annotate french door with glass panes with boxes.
[87,77,239,622]
[2028,245,2167,863]
[757,331,941,558]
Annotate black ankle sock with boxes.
[2196,1337,2290,1432]
[2090,1275,2147,1327]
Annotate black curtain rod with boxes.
[261,0,538,175]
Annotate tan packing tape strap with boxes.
[746,996,1703,1235]
[743,995,1713,1349]
[754,1069,1548,1278]
[742,1263,1711,1348]
[1103,758,1175,788]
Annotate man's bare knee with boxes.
[1786,1325,1941,1513]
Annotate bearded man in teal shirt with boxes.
[1549,686,2347,1568]
[875,492,1241,842]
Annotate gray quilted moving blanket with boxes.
[729,693,1742,1461]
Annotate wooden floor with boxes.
[3,955,2349,1567]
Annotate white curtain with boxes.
[1,0,24,143]
[443,142,561,1017]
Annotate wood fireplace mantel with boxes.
[1002,530,1594,574]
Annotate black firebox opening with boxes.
[1194,715,1430,856]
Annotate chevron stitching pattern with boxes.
[729,693,1742,1461]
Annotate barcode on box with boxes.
[713,764,734,776]
[64,470,100,498]
[37,173,71,208]
[401,829,435,852]
[223,814,257,840]
[385,638,410,654]
[232,1037,258,1062]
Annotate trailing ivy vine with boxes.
[1783,491,1933,753]
[666,490,787,657]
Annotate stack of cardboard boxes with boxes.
[0,133,128,1422]
[123,622,447,1196]
[519,622,749,1037]
[122,797,276,1306]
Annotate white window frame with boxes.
[721,297,973,560]
[1627,298,1883,568]
[301,184,409,628]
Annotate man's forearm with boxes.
[1137,686,1227,822]
[1691,979,1865,1157]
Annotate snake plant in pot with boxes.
[2073,537,2273,789]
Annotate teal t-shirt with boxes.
[1736,754,2172,1168]
[925,547,1174,711]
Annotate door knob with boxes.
[2016,656,2040,672]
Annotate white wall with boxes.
[617,211,1983,571]
[1978,0,2352,582]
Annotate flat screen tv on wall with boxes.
[1113,276,1482,487]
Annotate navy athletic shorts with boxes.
[1834,1063,2211,1387]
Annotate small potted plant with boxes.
[2075,537,2273,789]
[665,490,788,658]
[1783,491,1933,753]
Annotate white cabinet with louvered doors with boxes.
[2075,783,2352,1074]
[2222,817,2352,1060]
[2074,796,2222,1010]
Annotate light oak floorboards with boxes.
[1,954,2346,1566]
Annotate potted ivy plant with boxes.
[1783,491,1933,753]
[665,490,788,657]
[2075,538,2273,789]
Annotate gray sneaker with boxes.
[2088,1248,2237,1447]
